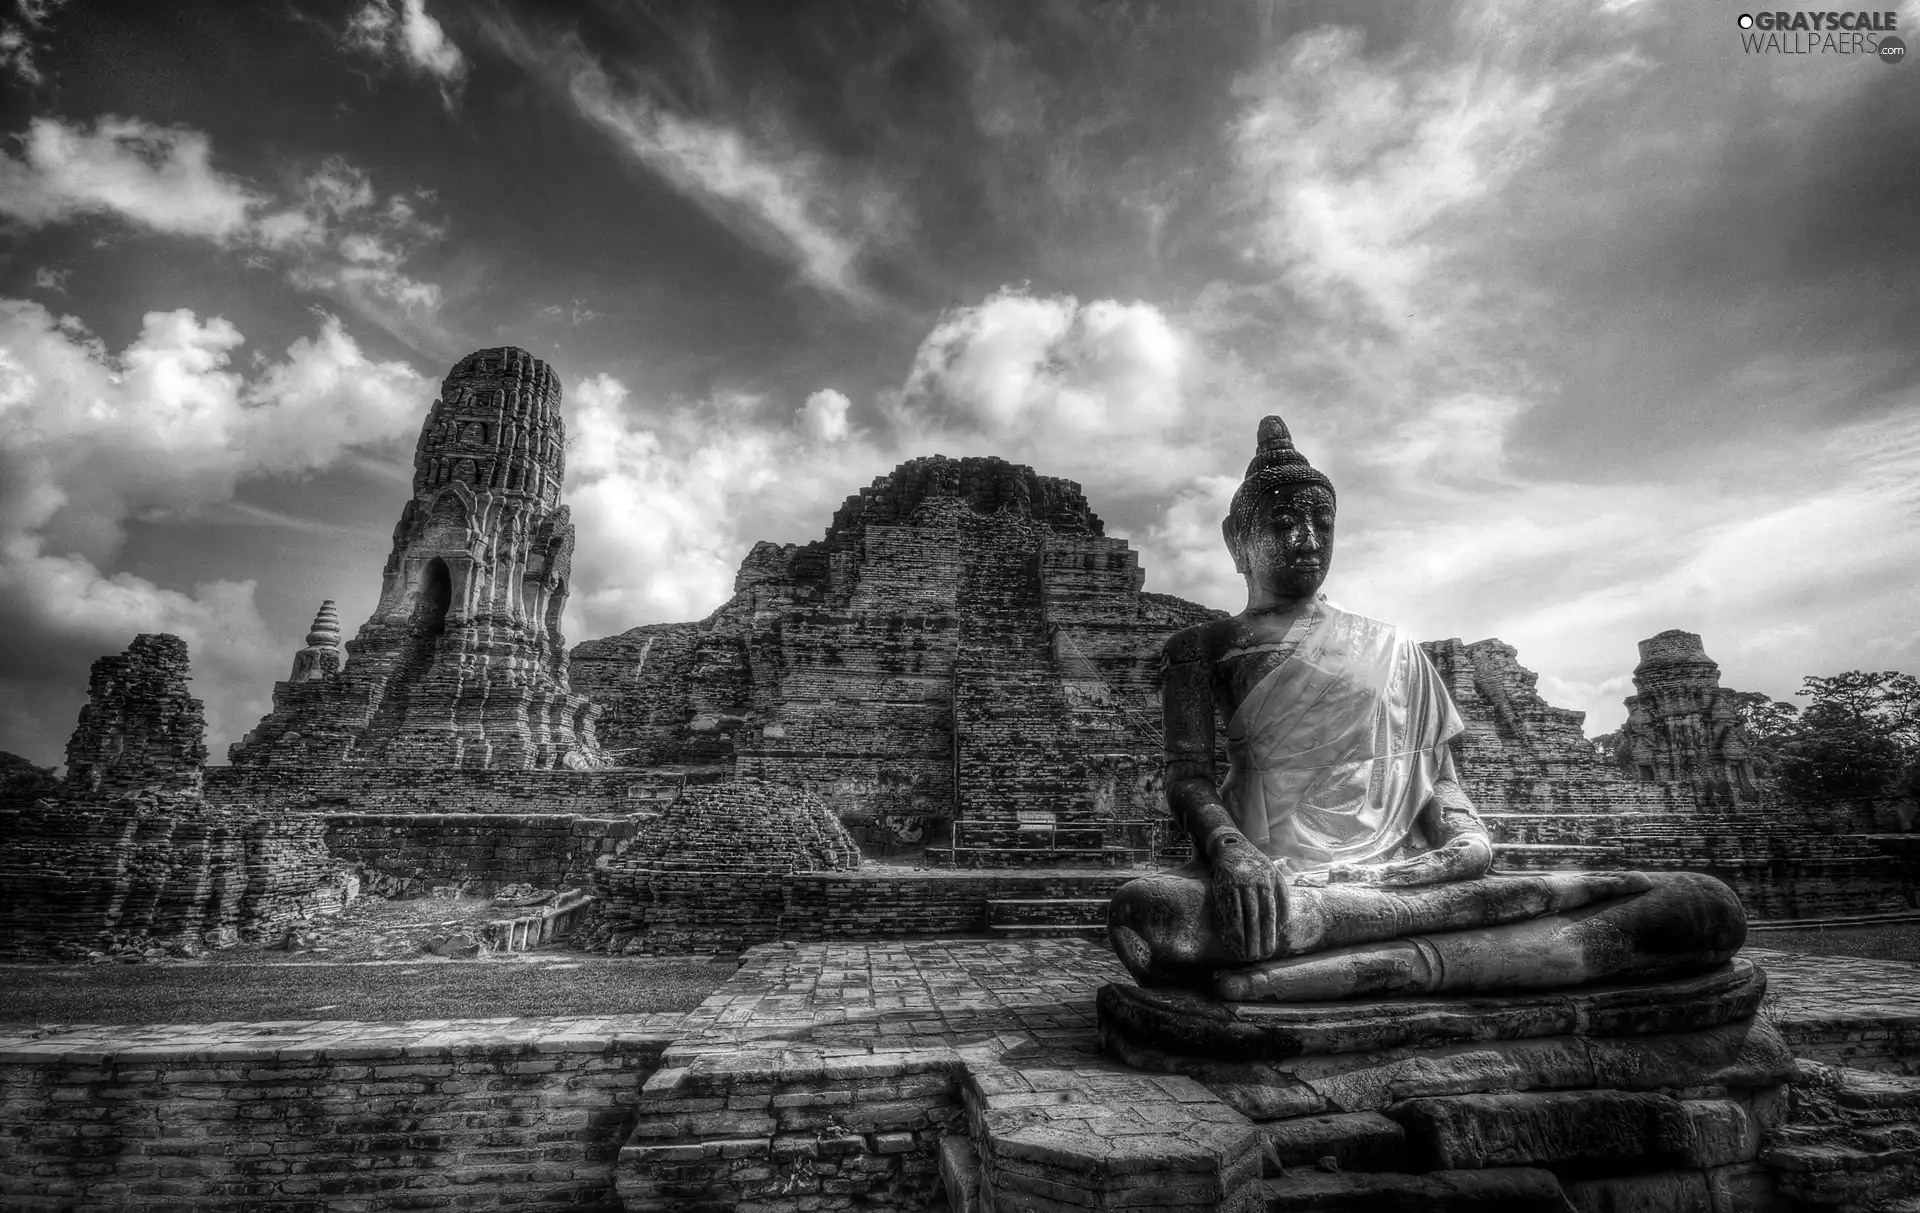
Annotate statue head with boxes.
[1223,415,1336,602]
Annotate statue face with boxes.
[1240,484,1335,601]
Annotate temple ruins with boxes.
[3,347,1917,1212]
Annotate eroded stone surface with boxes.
[1099,960,1767,1062]
[1108,1016,1795,1124]
[63,634,207,799]
[1261,1110,1407,1171]
[1389,1090,1697,1170]
[1262,1166,1574,1212]
[1763,1060,1920,1210]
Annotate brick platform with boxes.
[6,943,1920,1211]
[616,939,1261,1211]
[0,1015,682,1211]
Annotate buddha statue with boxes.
[1108,416,1745,1002]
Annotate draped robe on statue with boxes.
[1222,599,1464,873]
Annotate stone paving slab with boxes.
[1746,946,1920,1075]
[1746,947,1920,1023]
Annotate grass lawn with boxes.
[1747,923,1920,965]
[0,955,733,1025]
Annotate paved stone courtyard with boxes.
[4,937,1920,1209]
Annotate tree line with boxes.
[1737,671,1920,802]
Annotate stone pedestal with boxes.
[1097,960,1797,1211]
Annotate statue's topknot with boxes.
[1242,415,1334,497]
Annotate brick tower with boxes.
[229,347,601,770]
[1614,630,1761,806]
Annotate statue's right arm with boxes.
[1162,627,1283,961]
[1161,631,1234,856]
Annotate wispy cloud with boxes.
[563,62,887,308]
[539,299,602,327]
[0,0,70,85]
[0,121,453,352]
[343,0,469,106]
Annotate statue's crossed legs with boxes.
[1108,868,1745,1002]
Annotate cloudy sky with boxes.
[0,0,1916,769]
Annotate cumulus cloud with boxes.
[797,389,851,443]
[0,298,431,764]
[887,287,1226,494]
[562,375,894,640]
[345,0,469,101]
[0,116,265,240]
[31,266,66,294]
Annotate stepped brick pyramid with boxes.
[227,347,602,772]
[0,635,353,958]
[571,456,1219,864]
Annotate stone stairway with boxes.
[1480,811,1637,846]
[1483,806,1915,917]
[984,897,1108,940]
[1492,842,1625,871]
[927,825,1143,868]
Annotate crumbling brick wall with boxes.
[324,811,644,894]
[62,633,208,798]
[1,633,354,957]
[0,793,349,957]
[0,1017,672,1210]
[596,780,861,951]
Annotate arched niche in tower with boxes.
[417,557,453,639]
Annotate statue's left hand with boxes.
[1315,836,1495,888]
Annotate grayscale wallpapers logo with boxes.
[1736,10,1905,59]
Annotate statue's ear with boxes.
[1221,516,1247,575]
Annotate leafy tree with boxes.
[1797,671,1920,749]
[1756,671,1920,802]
